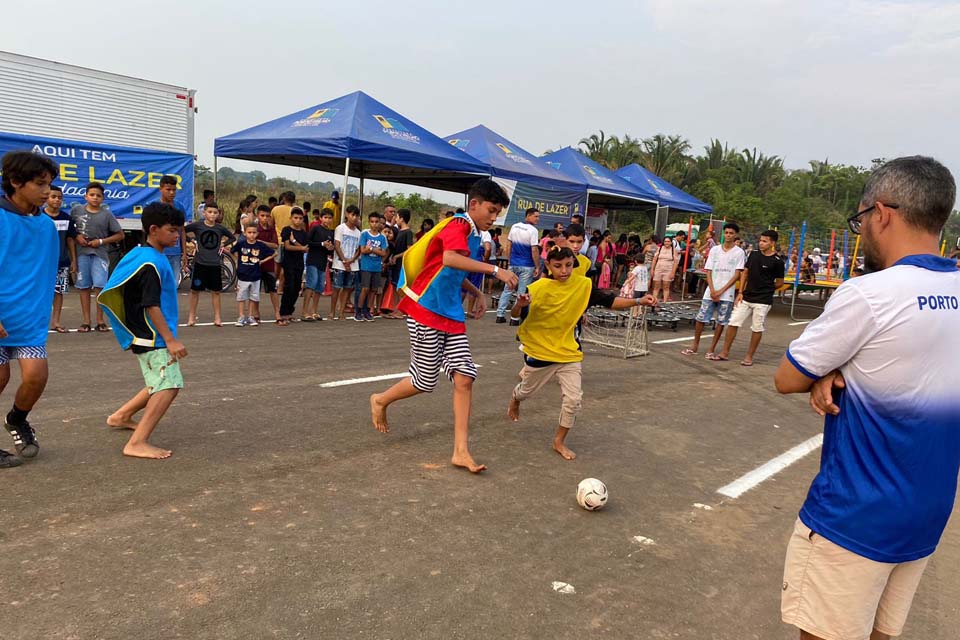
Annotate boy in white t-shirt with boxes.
[681,222,745,359]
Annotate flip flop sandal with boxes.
[95,323,109,332]
[276,319,290,327]
[53,326,69,334]
[78,324,92,333]
[706,353,728,361]
[680,348,697,356]
[740,361,754,367]
[302,316,315,322]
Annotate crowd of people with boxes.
[4,146,960,640]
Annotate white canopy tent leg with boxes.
[342,158,350,208]
[213,156,218,198]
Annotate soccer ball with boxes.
[576,478,608,511]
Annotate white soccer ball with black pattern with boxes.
[576,478,608,511]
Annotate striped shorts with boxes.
[0,345,48,366]
[406,318,477,392]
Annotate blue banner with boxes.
[496,179,587,229]
[0,131,194,219]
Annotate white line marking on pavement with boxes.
[320,372,409,388]
[717,434,824,499]
[788,321,812,326]
[652,335,695,344]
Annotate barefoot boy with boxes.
[98,203,188,459]
[507,246,657,460]
[370,179,519,473]
[0,151,60,468]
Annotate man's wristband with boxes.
[491,266,499,278]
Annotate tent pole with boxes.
[584,193,591,231]
[342,158,351,208]
[213,156,218,198]
[359,174,365,215]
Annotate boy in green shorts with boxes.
[98,203,188,459]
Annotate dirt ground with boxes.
[2,293,958,640]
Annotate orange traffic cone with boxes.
[323,266,333,296]
[381,283,396,312]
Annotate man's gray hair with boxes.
[861,156,956,234]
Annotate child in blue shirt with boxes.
[230,223,275,326]
[356,212,389,322]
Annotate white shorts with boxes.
[729,300,771,332]
[236,279,261,302]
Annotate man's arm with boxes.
[443,250,519,288]
[774,355,817,394]
[718,269,742,296]
[735,268,749,303]
[145,306,187,359]
[530,243,541,273]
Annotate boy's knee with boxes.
[452,373,474,391]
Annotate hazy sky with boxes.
[5,0,959,204]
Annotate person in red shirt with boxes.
[253,205,280,322]
[369,179,518,473]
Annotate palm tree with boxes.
[578,131,609,164]
[640,134,691,184]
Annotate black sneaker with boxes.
[509,319,520,327]
[495,316,507,324]
[6,420,39,458]
[0,448,23,468]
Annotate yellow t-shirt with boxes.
[574,254,590,277]
[517,275,592,363]
[271,205,293,242]
[323,200,342,229]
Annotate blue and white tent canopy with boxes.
[541,147,658,206]
[214,91,490,192]
[615,164,712,213]
[444,125,585,191]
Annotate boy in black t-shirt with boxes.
[42,186,77,333]
[185,203,234,326]
[278,209,308,325]
[230,223,275,326]
[716,229,785,366]
[303,208,334,321]
[99,203,187,459]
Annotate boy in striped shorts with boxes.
[0,151,60,468]
[370,179,518,473]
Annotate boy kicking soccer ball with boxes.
[507,245,657,460]
[98,203,188,459]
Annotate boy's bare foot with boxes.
[123,442,172,459]
[553,441,577,460]
[106,414,138,430]
[370,394,389,433]
[507,397,520,421]
[451,451,487,473]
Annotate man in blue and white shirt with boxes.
[495,207,541,325]
[775,156,960,640]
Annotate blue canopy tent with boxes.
[444,125,587,227]
[616,164,712,213]
[615,164,712,238]
[541,147,659,208]
[213,91,491,197]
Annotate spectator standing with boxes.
[253,205,280,322]
[185,203,234,326]
[71,182,123,333]
[230,223,274,326]
[775,156,960,640]
[384,208,415,319]
[322,190,342,228]
[329,205,362,320]
[158,175,189,280]
[43,186,77,333]
[271,191,296,243]
[197,189,215,218]
[303,208,334,321]
[356,212,389,321]
[277,209,308,325]
[495,207,541,325]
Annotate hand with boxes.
[76,235,89,247]
[497,268,519,290]
[637,294,658,307]
[0,320,6,339]
[472,295,487,319]
[735,293,744,306]
[166,339,188,360]
[810,370,845,417]
[515,293,531,309]
[70,262,78,275]
[710,289,720,302]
